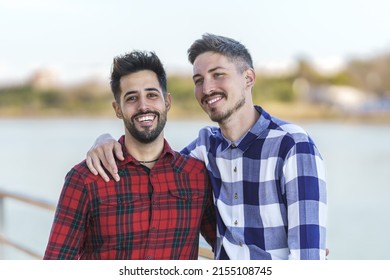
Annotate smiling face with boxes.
[113,70,170,144]
[192,51,253,124]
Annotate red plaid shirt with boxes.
[44,136,216,260]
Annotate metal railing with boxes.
[0,187,56,259]
[0,187,213,259]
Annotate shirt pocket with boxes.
[168,188,205,201]
[168,172,207,201]
[97,193,149,215]
[99,193,143,203]
[93,194,148,237]
[167,173,207,211]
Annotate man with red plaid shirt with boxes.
[43,51,216,260]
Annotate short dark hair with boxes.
[110,51,167,102]
[187,33,253,72]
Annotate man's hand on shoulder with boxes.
[86,133,123,182]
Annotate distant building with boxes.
[29,68,58,89]
[307,85,375,112]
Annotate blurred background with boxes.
[0,0,389,260]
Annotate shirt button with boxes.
[234,220,238,226]
[146,256,152,260]
[239,242,243,247]
[233,167,237,172]
[234,193,238,199]
[231,144,237,149]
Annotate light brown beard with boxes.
[209,92,246,124]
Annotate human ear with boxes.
[112,101,123,119]
[165,93,172,111]
[244,68,255,87]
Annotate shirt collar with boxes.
[117,135,175,167]
[220,105,271,152]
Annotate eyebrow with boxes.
[144,87,161,93]
[192,66,226,80]
[123,87,161,97]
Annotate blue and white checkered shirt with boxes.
[181,106,327,259]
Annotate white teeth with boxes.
[207,96,222,104]
[137,115,154,122]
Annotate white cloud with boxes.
[256,59,298,76]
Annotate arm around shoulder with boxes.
[85,133,123,182]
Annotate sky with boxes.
[1,0,390,85]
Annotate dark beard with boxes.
[124,111,167,144]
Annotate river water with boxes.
[0,118,389,259]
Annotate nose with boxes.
[202,78,215,95]
[137,95,150,111]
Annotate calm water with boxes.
[1,118,389,259]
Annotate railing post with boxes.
[0,195,4,230]
[0,194,4,259]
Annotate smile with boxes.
[136,114,155,123]
[205,95,223,105]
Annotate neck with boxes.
[124,132,165,164]
[219,105,259,142]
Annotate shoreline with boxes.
[1,102,390,124]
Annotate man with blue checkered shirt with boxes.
[86,34,327,260]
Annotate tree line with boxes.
[1,50,389,118]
